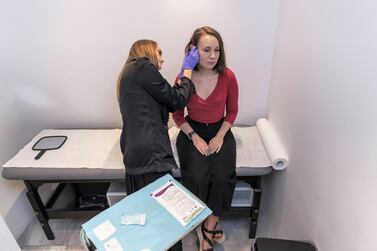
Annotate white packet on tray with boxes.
[120,213,146,226]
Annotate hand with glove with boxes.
[178,46,199,79]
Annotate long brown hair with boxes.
[117,39,159,100]
[185,26,226,74]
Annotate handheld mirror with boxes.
[32,136,67,160]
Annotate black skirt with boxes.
[125,171,170,194]
[176,117,237,216]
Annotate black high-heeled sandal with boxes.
[197,223,214,251]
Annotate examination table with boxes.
[2,123,286,240]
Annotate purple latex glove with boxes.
[178,46,199,79]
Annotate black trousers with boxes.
[125,172,183,251]
[176,117,237,216]
[125,172,169,194]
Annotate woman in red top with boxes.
[172,26,238,251]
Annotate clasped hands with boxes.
[192,134,223,156]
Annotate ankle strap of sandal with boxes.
[202,224,214,247]
[202,225,215,235]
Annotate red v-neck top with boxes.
[173,68,238,126]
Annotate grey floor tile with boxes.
[220,244,252,251]
[21,246,66,251]
[18,218,89,247]
[19,216,255,251]
[64,246,86,251]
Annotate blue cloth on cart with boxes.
[82,174,212,251]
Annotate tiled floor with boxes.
[18,216,254,250]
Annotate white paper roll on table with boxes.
[256,118,288,170]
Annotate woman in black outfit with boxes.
[117,39,198,251]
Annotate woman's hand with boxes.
[178,46,199,79]
[192,134,209,156]
[208,135,224,155]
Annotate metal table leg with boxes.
[24,180,55,240]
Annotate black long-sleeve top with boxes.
[118,57,195,175]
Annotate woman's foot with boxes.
[197,222,214,251]
[213,221,225,243]
[202,223,214,251]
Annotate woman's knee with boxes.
[211,169,236,185]
[190,172,209,186]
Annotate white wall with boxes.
[0,66,36,237]
[0,215,21,251]
[0,0,280,238]
[262,0,377,250]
